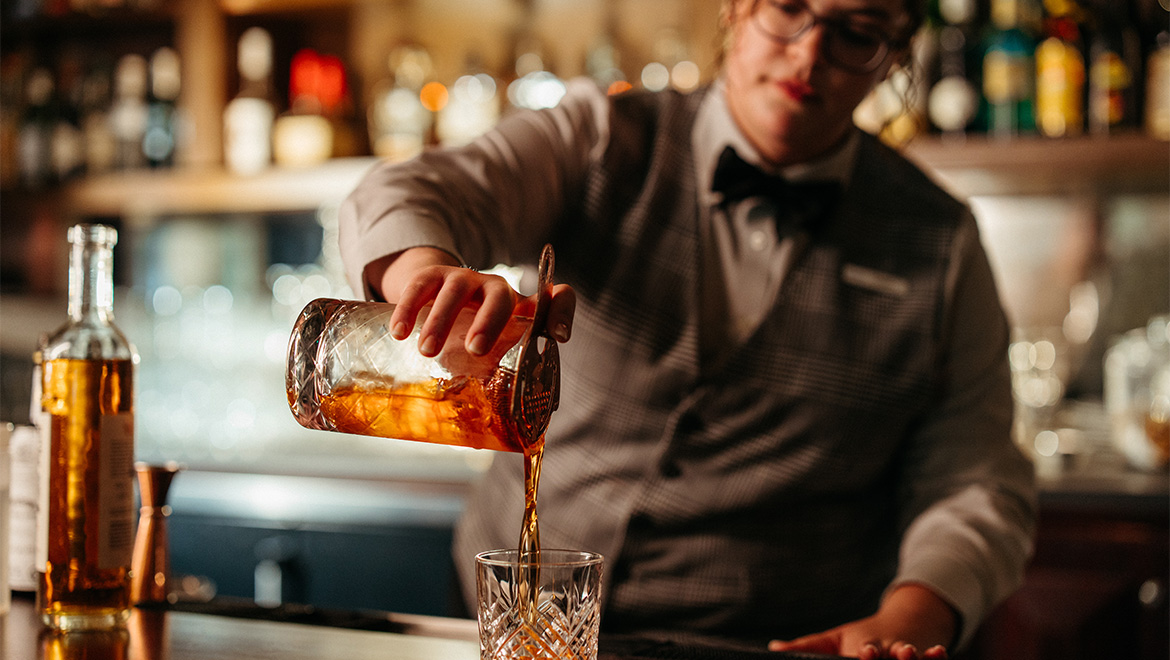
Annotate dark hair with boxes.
[897,0,928,46]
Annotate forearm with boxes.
[894,214,1036,647]
[337,79,609,299]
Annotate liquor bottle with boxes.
[1034,0,1086,137]
[506,38,566,111]
[982,0,1039,137]
[38,224,137,631]
[80,60,117,176]
[1146,26,1170,139]
[0,59,23,189]
[142,47,181,168]
[367,45,434,162]
[1088,4,1140,135]
[109,54,148,170]
[273,48,335,168]
[18,67,56,188]
[585,7,629,96]
[436,55,500,147]
[224,27,276,175]
[50,53,85,182]
[928,0,981,136]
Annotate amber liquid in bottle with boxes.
[39,357,135,630]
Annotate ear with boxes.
[720,0,743,29]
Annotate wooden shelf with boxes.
[60,158,380,220]
[903,133,1169,198]
[48,134,1169,221]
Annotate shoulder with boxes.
[607,85,708,127]
[851,132,966,221]
[515,79,700,165]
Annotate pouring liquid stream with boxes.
[517,440,543,625]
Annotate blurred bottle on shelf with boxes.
[436,55,500,147]
[639,28,700,93]
[585,21,629,96]
[0,57,22,188]
[109,53,148,170]
[367,44,434,162]
[224,27,276,175]
[927,0,982,138]
[1034,0,1086,137]
[1088,3,1141,135]
[982,0,1039,137]
[80,58,116,176]
[143,47,181,168]
[1145,19,1170,139]
[50,52,85,182]
[273,48,338,168]
[18,67,56,188]
[506,38,566,111]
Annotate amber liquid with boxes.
[39,358,135,630]
[308,365,547,621]
[1147,413,1170,463]
[313,367,538,453]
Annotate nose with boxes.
[786,22,829,71]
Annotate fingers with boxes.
[891,642,918,660]
[465,278,524,356]
[389,265,452,345]
[767,635,839,655]
[855,640,947,660]
[388,262,577,359]
[412,268,518,357]
[548,284,576,342]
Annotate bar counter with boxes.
[4,593,482,660]
[4,593,837,660]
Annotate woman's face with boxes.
[723,0,910,165]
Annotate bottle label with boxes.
[1036,37,1084,137]
[984,50,1030,104]
[35,411,135,571]
[35,416,49,571]
[98,412,135,570]
[9,426,41,591]
[1091,52,1132,127]
[1147,49,1170,139]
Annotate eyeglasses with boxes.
[751,0,900,74]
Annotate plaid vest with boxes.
[454,87,968,642]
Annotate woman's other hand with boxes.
[768,584,954,659]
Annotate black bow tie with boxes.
[711,146,841,235]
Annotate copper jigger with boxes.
[131,461,182,605]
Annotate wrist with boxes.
[367,246,461,302]
[881,583,958,649]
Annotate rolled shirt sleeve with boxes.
[889,211,1037,648]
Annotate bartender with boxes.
[338,0,1037,657]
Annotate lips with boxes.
[779,79,816,103]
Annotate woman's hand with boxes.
[768,584,955,659]
[368,246,575,358]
